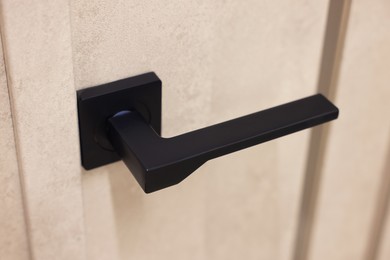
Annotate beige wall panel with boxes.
[0,1,86,259]
[378,198,390,260]
[82,165,120,260]
[309,0,390,259]
[0,30,29,260]
[70,0,328,259]
[376,137,390,260]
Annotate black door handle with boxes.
[77,72,338,193]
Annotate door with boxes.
[1,0,390,260]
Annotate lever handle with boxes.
[107,94,338,193]
[77,72,338,193]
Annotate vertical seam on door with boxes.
[67,0,89,259]
[65,0,89,258]
[363,133,390,260]
[0,3,34,260]
[292,1,352,260]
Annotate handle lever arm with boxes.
[107,94,338,193]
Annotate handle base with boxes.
[77,72,162,170]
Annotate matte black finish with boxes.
[77,72,339,193]
[77,72,161,170]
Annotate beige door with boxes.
[1,0,390,259]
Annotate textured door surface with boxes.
[0,28,29,260]
[0,1,390,260]
[70,1,328,259]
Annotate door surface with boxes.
[0,1,390,260]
